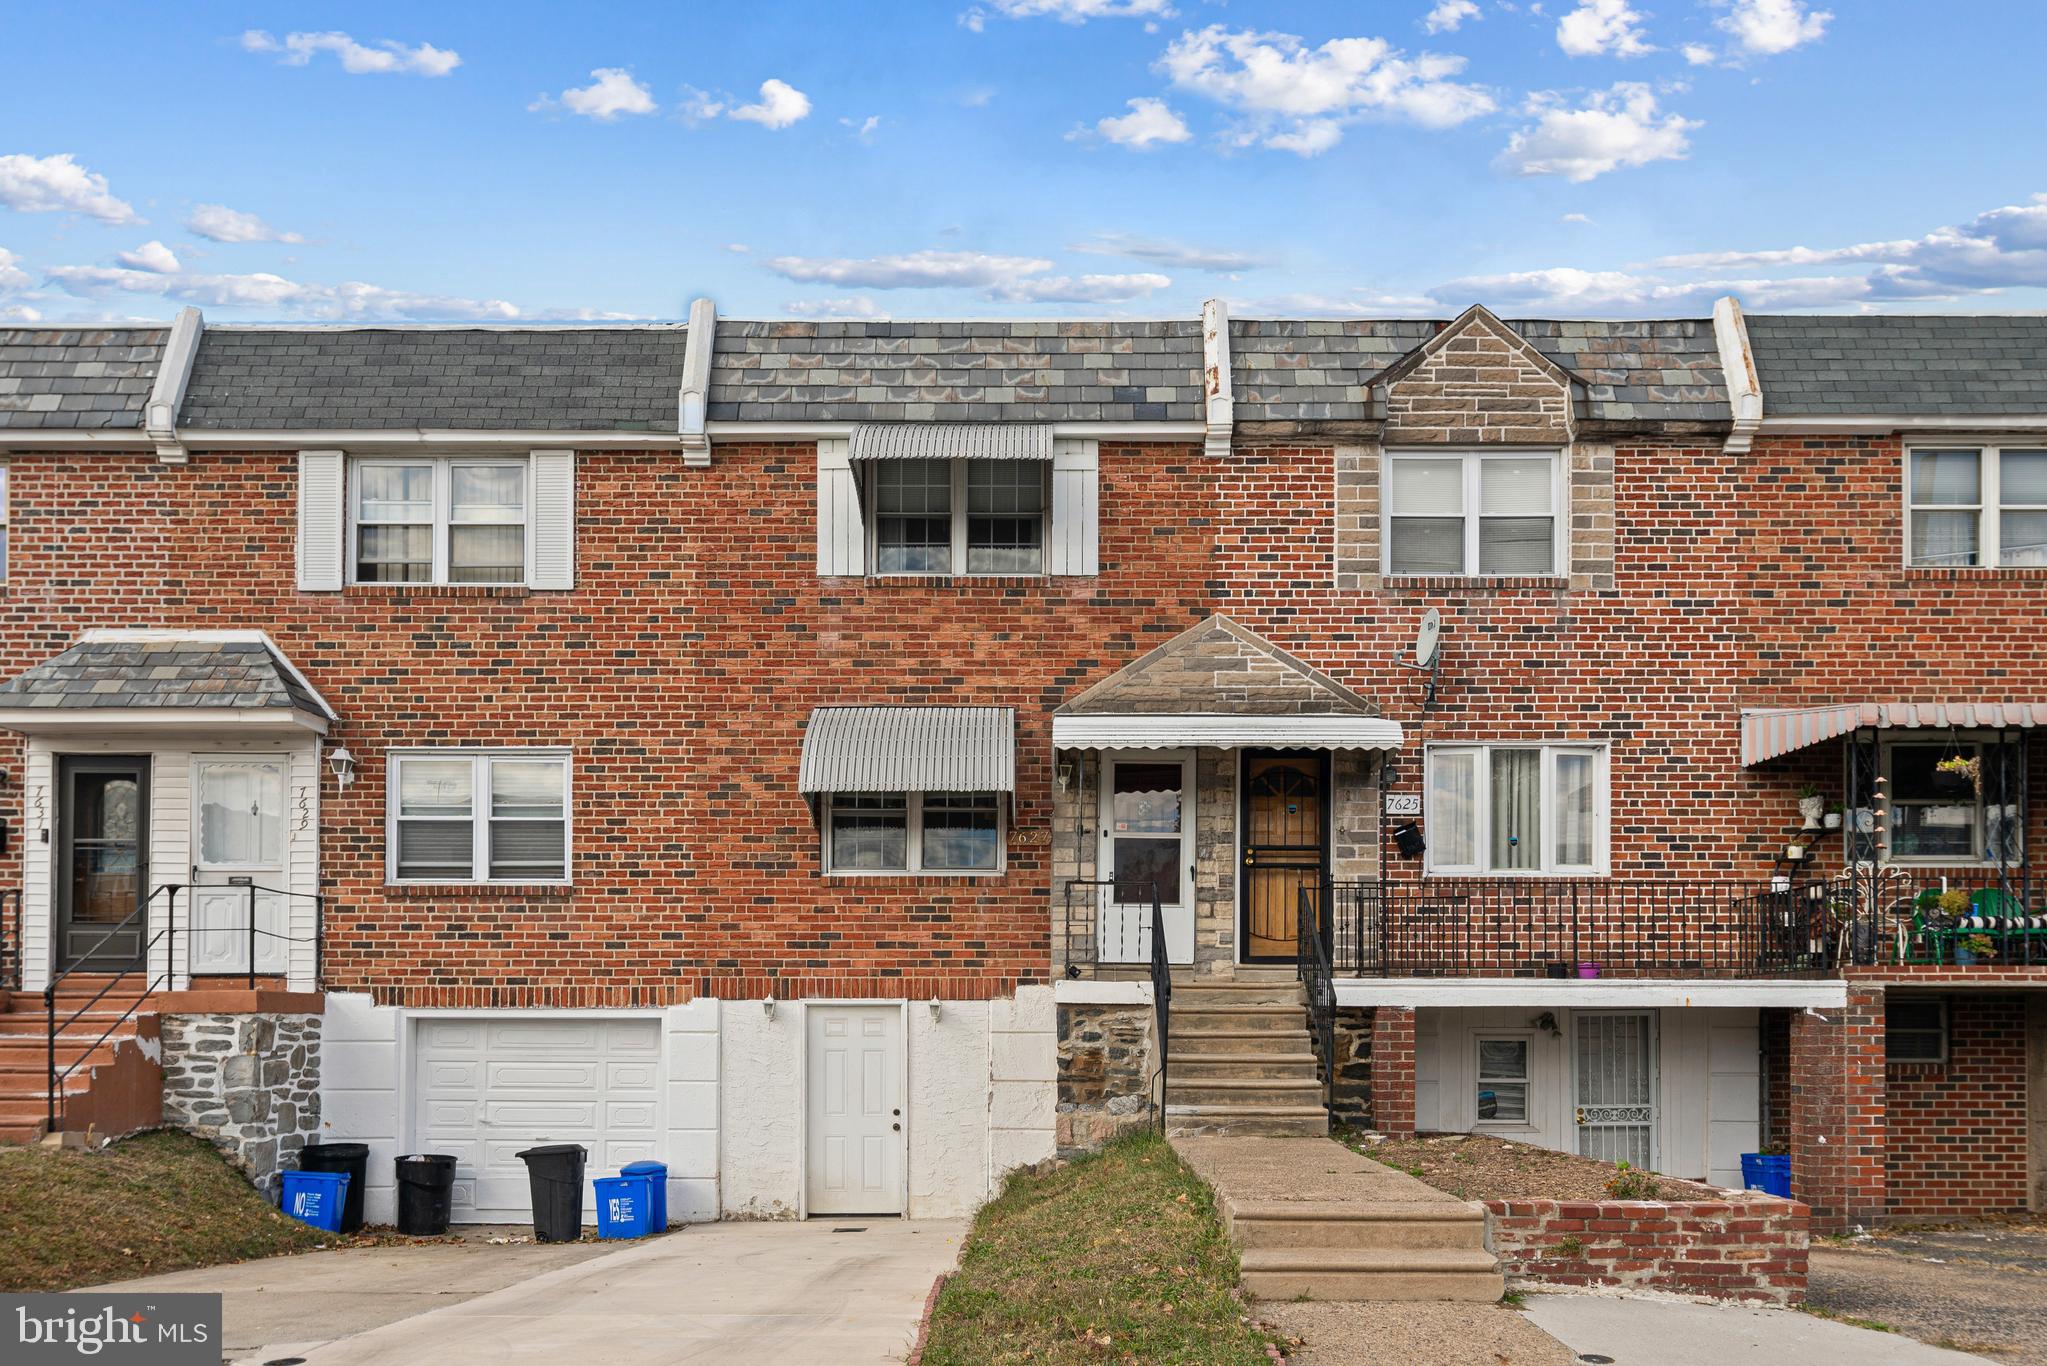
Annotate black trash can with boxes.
[516,1144,588,1242]
[395,1154,459,1236]
[298,1142,371,1234]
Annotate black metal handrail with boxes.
[1296,885,1336,1112]
[1146,890,1170,1134]
[1061,878,1167,979]
[0,889,21,992]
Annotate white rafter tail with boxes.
[678,296,717,467]
[146,306,204,464]
[1713,294,1763,455]
[1201,297,1234,460]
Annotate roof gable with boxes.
[1058,615,1379,717]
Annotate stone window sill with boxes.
[341,584,534,600]
[1901,566,2047,580]
[1381,575,1570,592]
[383,883,573,900]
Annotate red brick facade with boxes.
[1483,1195,1809,1305]
[1886,993,2032,1217]
[1367,1006,1417,1138]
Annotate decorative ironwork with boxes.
[1146,889,1171,1134]
[1296,884,1337,1112]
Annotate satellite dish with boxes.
[1413,609,1441,670]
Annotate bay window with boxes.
[1906,445,2047,568]
[389,750,569,884]
[871,459,1046,576]
[1426,744,1606,875]
[826,791,1004,873]
[1386,452,1559,577]
[353,458,528,585]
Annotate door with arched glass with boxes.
[1239,751,1328,963]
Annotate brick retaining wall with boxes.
[1483,1195,1809,1305]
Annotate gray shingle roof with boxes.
[0,638,333,718]
[706,319,1205,423]
[0,327,167,430]
[1230,319,1435,422]
[1516,318,1728,423]
[1747,314,2047,417]
[179,328,690,431]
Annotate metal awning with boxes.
[1740,702,2047,767]
[849,423,1053,462]
[799,706,1016,794]
[1052,713,1404,752]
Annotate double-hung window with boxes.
[1475,1037,1531,1123]
[1426,744,1605,875]
[389,750,570,884]
[1906,445,2047,568]
[1386,452,1559,577]
[871,459,1046,576]
[825,791,1004,873]
[1884,740,2018,865]
[353,459,528,585]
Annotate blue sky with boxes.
[4,0,2045,322]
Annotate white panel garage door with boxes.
[413,1017,662,1223]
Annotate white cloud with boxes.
[1071,233,1264,271]
[730,79,812,129]
[842,115,882,143]
[1423,1,1481,33]
[46,262,522,320]
[1560,212,1594,225]
[185,203,302,244]
[1716,0,1831,56]
[0,153,140,225]
[764,249,1057,289]
[0,247,29,293]
[1497,83,1698,182]
[240,29,460,77]
[115,241,180,273]
[1156,25,1496,154]
[0,304,40,322]
[968,0,1175,23]
[1225,287,1438,317]
[677,87,727,124]
[1682,42,1719,65]
[786,297,892,319]
[1087,98,1192,148]
[532,69,657,121]
[986,271,1172,303]
[1555,0,1655,57]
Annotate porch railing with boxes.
[1146,891,1170,1134]
[1799,866,2046,970]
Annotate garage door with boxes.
[413,1017,662,1223]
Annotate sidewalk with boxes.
[1522,1293,1993,1365]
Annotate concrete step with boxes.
[1171,1005,1309,1033]
[1225,1200,1491,1252]
[1168,1028,1313,1055]
[0,1121,48,1145]
[0,1012,145,1037]
[1169,1053,1320,1080]
[1170,980,1307,1008]
[1165,1104,1330,1138]
[1239,1247,1505,1302]
[1166,1077,1326,1107]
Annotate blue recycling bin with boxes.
[280,1170,351,1232]
[620,1161,669,1232]
[594,1174,655,1240]
[1740,1152,1793,1199]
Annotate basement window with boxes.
[1476,1037,1530,1123]
[1886,998,1947,1064]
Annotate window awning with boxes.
[849,423,1053,462]
[1052,714,1404,752]
[1740,702,2047,767]
[799,706,1016,794]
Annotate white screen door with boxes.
[806,1005,905,1215]
[189,758,289,976]
[1097,752,1196,965]
[1575,1011,1656,1169]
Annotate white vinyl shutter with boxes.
[817,438,865,576]
[529,449,576,589]
[1049,438,1100,576]
[296,449,346,591]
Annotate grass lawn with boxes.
[921,1131,1282,1366]
[0,1129,328,1291]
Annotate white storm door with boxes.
[189,758,289,976]
[1097,752,1196,965]
[1575,1011,1657,1169]
[806,1005,905,1215]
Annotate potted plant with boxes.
[1823,801,1844,830]
[1797,784,1825,829]
[1576,960,1602,979]
[1956,933,1999,966]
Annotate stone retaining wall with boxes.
[161,1013,322,1197]
[1483,1195,1809,1305]
[1055,1003,1155,1155]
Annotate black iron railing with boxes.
[1800,866,2045,969]
[1146,891,1170,1134]
[1061,878,1168,979]
[1296,885,1336,1109]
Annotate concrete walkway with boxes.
[1523,1294,1993,1365]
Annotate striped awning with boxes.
[1740,702,2047,767]
[849,423,1053,462]
[799,706,1016,794]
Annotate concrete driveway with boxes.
[1810,1221,2047,1364]
[93,1220,965,1366]
[1523,1294,1992,1365]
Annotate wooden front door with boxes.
[1239,751,1328,963]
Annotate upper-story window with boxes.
[1426,743,1606,876]
[353,459,527,585]
[1884,740,2019,865]
[1385,452,1559,577]
[871,459,1046,576]
[1906,445,2047,568]
[389,749,570,885]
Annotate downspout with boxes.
[1202,297,1234,459]
[1712,295,1763,455]
[678,296,716,467]
[145,306,204,465]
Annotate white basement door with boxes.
[414,1017,662,1223]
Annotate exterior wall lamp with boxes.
[327,745,357,790]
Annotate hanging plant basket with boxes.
[1935,754,1982,797]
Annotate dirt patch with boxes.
[1267,1300,1573,1366]
[1346,1131,1733,1204]
[1810,1228,2047,1363]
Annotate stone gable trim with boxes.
[1056,613,1381,718]
[1379,304,1580,447]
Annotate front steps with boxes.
[1165,978,1329,1139]
[0,978,159,1144]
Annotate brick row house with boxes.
[0,299,2041,1233]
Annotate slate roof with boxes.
[0,327,167,430]
[1747,315,2047,417]
[178,328,690,431]
[1230,320,1435,422]
[0,637,333,718]
[705,319,1206,422]
[1515,318,1728,423]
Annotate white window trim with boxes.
[1885,997,1948,1064]
[1097,749,1196,912]
[1382,449,1566,578]
[1424,742,1609,877]
[386,748,572,886]
[1903,442,2047,570]
[864,459,1050,578]
[1877,733,2016,868]
[822,791,1008,877]
[348,456,532,588]
[1473,1031,1537,1131]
